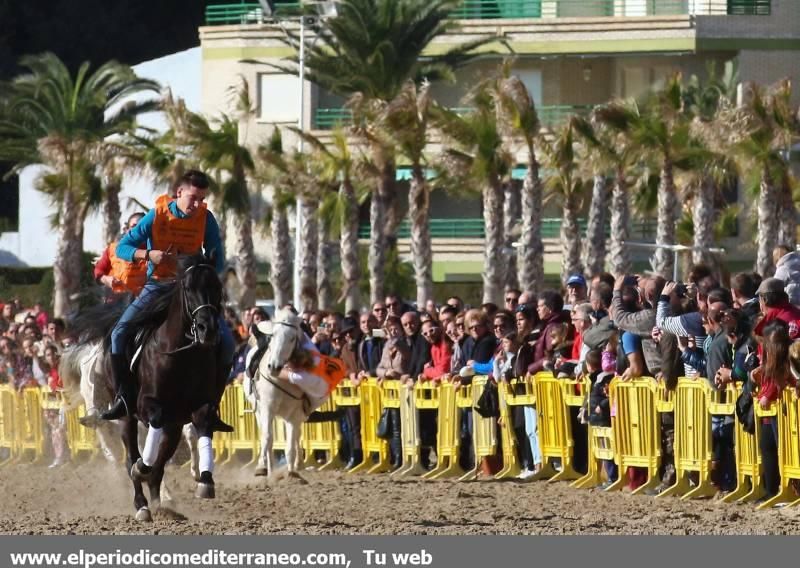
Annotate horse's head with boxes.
[178,254,223,348]
[266,308,303,375]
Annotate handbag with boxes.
[376,407,391,439]
[735,379,755,435]
[475,380,500,418]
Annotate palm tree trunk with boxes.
[692,177,715,266]
[317,215,334,311]
[53,190,84,317]
[482,176,505,304]
[561,193,583,283]
[298,196,319,312]
[102,175,121,244]
[409,164,433,307]
[777,177,797,248]
[609,170,632,276]
[653,161,678,279]
[232,211,258,311]
[518,152,545,294]
[503,181,521,291]
[583,174,608,277]
[269,207,292,308]
[757,171,779,276]
[338,178,361,312]
[368,163,392,305]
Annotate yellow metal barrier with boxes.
[657,379,716,500]
[655,381,675,413]
[459,377,498,481]
[65,403,99,462]
[722,383,765,504]
[573,424,616,489]
[392,383,426,477]
[15,387,45,463]
[349,378,389,474]
[757,389,800,509]
[302,397,342,470]
[607,377,661,495]
[531,373,579,482]
[423,381,463,479]
[495,381,521,479]
[505,376,536,406]
[217,383,259,466]
[333,378,361,407]
[0,385,17,464]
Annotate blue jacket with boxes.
[116,201,225,278]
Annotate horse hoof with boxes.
[135,507,152,522]
[195,483,215,499]
[130,458,152,482]
[254,467,268,477]
[78,414,100,429]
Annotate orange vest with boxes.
[108,241,147,296]
[311,354,347,395]
[150,194,208,280]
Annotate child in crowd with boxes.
[42,345,69,468]
[586,349,617,487]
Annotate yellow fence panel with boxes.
[423,382,463,480]
[757,389,800,509]
[349,378,389,474]
[16,387,45,463]
[531,373,579,482]
[459,377,497,481]
[65,403,98,462]
[658,379,715,500]
[392,383,426,477]
[216,383,259,466]
[0,385,17,465]
[504,377,536,406]
[302,397,342,470]
[573,424,616,489]
[723,383,765,504]
[607,377,661,495]
[332,379,361,407]
[495,381,521,480]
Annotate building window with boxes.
[0,163,19,233]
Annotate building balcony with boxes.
[313,104,593,130]
[205,1,770,26]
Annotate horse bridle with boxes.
[255,320,304,400]
[162,264,219,355]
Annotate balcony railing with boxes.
[357,217,657,240]
[205,1,770,25]
[313,105,592,130]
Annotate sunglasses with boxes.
[493,324,505,330]
[505,297,519,303]
[387,302,400,308]
[468,324,482,331]
[373,307,386,312]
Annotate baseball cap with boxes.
[756,277,785,296]
[566,274,587,287]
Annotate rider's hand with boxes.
[100,275,122,289]
[147,249,174,265]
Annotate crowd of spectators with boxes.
[0,298,68,467]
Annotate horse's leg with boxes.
[97,421,120,463]
[192,404,217,499]
[182,423,200,482]
[146,422,182,513]
[120,417,150,522]
[285,419,301,475]
[256,406,274,477]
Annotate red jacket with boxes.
[754,301,800,340]
[422,339,452,380]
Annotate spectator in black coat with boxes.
[401,311,431,380]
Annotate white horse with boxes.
[60,340,201,481]
[245,309,310,477]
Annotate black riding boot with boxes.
[101,354,136,421]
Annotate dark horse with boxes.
[69,253,225,521]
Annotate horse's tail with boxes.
[59,344,90,410]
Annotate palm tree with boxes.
[383,80,435,307]
[256,129,295,308]
[166,92,259,310]
[293,128,364,312]
[495,70,545,294]
[541,123,586,282]
[435,80,512,304]
[0,53,158,316]
[734,81,798,275]
[275,0,497,304]
[582,174,608,278]
[573,114,636,276]
[596,78,692,278]
[503,181,521,290]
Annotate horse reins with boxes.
[254,319,305,401]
